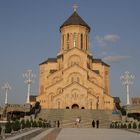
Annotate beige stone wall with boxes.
[36,23,114,110]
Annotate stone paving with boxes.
[56,128,140,140]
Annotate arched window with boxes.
[58,101,60,108]
[90,101,92,109]
[74,32,76,48]
[62,35,64,50]
[81,34,83,49]
[86,35,88,50]
[67,33,70,49]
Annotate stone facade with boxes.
[131,97,140,105]
[36,11,114,110]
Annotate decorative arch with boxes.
[71,104,79,109]
[88,99,93,109]
[49,92,54,102]
[56,87,63,95]
[56,98,62,109]
[68,55,82,67]
[67,72,83,84]
[71,88,80,99]
[88,88,95,96]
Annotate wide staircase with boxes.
[37,109,121,128]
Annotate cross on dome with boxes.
[73,4,78,12]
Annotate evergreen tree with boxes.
[26,119,31,128]
[123,123,127,128]
[5,121,12,133]
[38,121,43,127]
[21,119,26,129]
[128,123,131,129]
[0,126,1,134]
[12,120,21,131]
[32,120,38,127]
[120,123,124,128]
[133,122,137,129]
[43,122,46,128]
[138,123,140,129]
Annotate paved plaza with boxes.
[4,128,140,140]
[56,128,140,140]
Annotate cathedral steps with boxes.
[37,109,121,128]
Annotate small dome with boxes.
[60,11,90,31]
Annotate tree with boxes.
[21,119,26,129]
[25,119,31,128]
[0,126,1,134]
[123,123,127,128]
[32,120,38,127]
[5,121,12,133]
[138,123,140,129]
[128,123,131,129]
[133,122,137,129]
[43,122,47,128]
[38,121,43,127]
[12,120,21,131]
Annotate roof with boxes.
[40,58,57,65]
[60,11,90,31]
[92,59,110,67]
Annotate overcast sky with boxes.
[0,0,140,106]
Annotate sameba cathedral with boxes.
[36,8,114,110]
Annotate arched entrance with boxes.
[71,104,79,109]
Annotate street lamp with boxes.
[23,69,36,104]
[1,82,11,105]
[120,71,134,105]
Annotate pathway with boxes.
[56,128,140,140]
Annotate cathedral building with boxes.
[36,9,114,110]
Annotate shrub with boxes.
[38,121,43,128]
[21,119,26,129]
[138,123,140,129]
[26,119,31,128]
[120,123,124,128]
[118,123,121,128]
[46,122,51,128]
[133,122,137,129]
[128,123,131,129]
[12,120,21,131]
[123,123,127,128]
[114,122,118,128]
[30,119,34,127]
[43,122,47,128]
[5,121,12,133]
[32,120,38,127]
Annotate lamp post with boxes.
[120,71,134,105]
[2,82,11,105]
[23,69,36,104]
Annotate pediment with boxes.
[64,47,88,56]
[63,82,87,91]
[63,63,87,75]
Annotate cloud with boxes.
[103,55,130,63]
[104,34,120,43]
[94,34,120,47]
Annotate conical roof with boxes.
[60,11,90,31]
